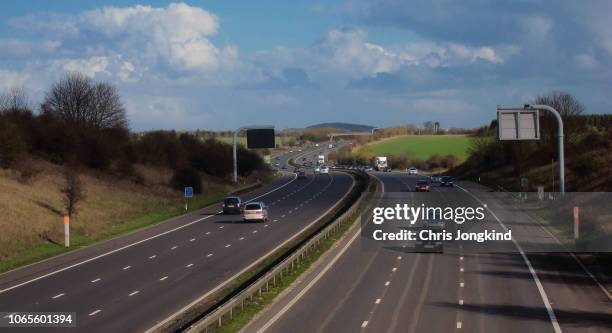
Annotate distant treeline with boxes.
[0,73,268,193]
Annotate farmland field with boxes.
[361,135,471,161]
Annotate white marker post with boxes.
[64,216,70,247]
[573,206,579,240]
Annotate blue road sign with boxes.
[184,187,194,198]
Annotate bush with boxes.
[170,167,203,194]
[0,120,26,168]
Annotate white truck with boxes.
[374,156,389,171]
[317,154,325,165]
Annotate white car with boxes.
[314,166,321,174]
[243,202,268,223]
[408,167,418,175]
[320,166,330,174]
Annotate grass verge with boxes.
[0,191,229,274]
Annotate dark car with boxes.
[223,196,242,214]
[415,180,430,192]
[440,176,455,187]
[297,170,307,179]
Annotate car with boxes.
[223,196,242,215]
[415,220,445,252]
[314,165,321,174]
[320,166,330,174]
[408,167,418,175]
[243,202,268,222]
[297,170,307,179]
[415,180,430,192]
[440,176,455,187]
[430,173,442,183]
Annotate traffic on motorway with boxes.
[1,2,611,333]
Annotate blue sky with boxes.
[0,1,611,130]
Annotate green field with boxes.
[363,135,471,161]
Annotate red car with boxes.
[415,180,430,192]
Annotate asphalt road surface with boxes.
[245,171,612,333]
[0,146,355,333]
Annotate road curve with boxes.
[0,147,356,333]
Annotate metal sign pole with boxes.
[530,104,565,194]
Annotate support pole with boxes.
[64,216,70,247]
[530,104,565,194]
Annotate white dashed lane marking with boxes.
[190,238,196,242]
[186,263,194,268]
[207,253,213,257]
[88,309,101,316]
[375,299,381,304]
[128,290,139,297]
[361,321,368,328]
[51,293,64,299]
[149,255,156,259]
[171,246,178,250]
[205,231,211,235]
[159,276,168,281]
[91,278,101,283]
[122,266,131,270]
[225,244,231,248]
[239,237,245,240]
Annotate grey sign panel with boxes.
[498,110,539,140]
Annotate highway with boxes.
[0,146,355,333]
[244,171,612,333]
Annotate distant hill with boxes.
[306,122,375,132]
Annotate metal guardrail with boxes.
[185,176,371,333]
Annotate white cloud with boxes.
[0,69,31,91]
[61,56,109,77]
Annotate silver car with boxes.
[243,202,268,223]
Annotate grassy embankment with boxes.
[0,159,244,274]
[363,134,471,162]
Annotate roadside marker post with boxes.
[573,206,579,240]
[184,186,194,211]
[63,216,70,247]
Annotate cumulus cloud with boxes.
[9,2,239,79]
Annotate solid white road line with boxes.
[91,278,101,283]
[256,228,361,333]
[456,184,562,333]
[51,293,64,299]
[159,276,168,281]
[0,174,299,295]
[88,309,101,316]
[128,290,139,296]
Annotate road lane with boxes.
[246,171,610,333]
[0,147,356,333]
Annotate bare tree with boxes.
[0,87,28,112]
[41,72,128,130]
[61,167,84,217]
[533,91,584,144]
[423,121,435,133]
[90,82,128,129]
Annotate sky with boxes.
[0,1,611,131]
